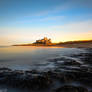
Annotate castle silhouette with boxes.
[34,37,52,45]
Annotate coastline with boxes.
[0,48,92,92]
[13,43,92,48]
[13,45,64,48]
[13,40,92,48]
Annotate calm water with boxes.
[0,46,85,70]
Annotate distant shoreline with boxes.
[13,41,92,48]
[13,45,64,48]
[13,43,92,48]
[13,40,92,48]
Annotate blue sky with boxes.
[0,0,92,45]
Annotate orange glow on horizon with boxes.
[0,31,92,45]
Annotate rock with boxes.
[55,85,88,92]
[79,77,92,86]
[0,67,11,71]
[1,70,53,89]
[80,65,89,72]
[55,85,78,92]
[77,86,88,92]
[62,73,75,82]
[51,72,76,83]
[49,57,81,66]
[64,60,81,66]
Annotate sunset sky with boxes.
[0,0,92,45]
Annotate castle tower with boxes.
[44,37,48,40]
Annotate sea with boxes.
[0,46,85,70]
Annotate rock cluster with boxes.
[0,68,52,89]
[55,85,88,92]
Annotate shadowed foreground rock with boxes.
[0,67,92,91]
[0,68,52,89]
[55,85,88,92]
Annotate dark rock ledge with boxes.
[0,66,92,92]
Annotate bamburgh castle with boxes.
[34,37,52,45]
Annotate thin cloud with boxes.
[51,20,92,32]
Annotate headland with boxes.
[13,37,92,48]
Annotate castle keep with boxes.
[34,37,52,45]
